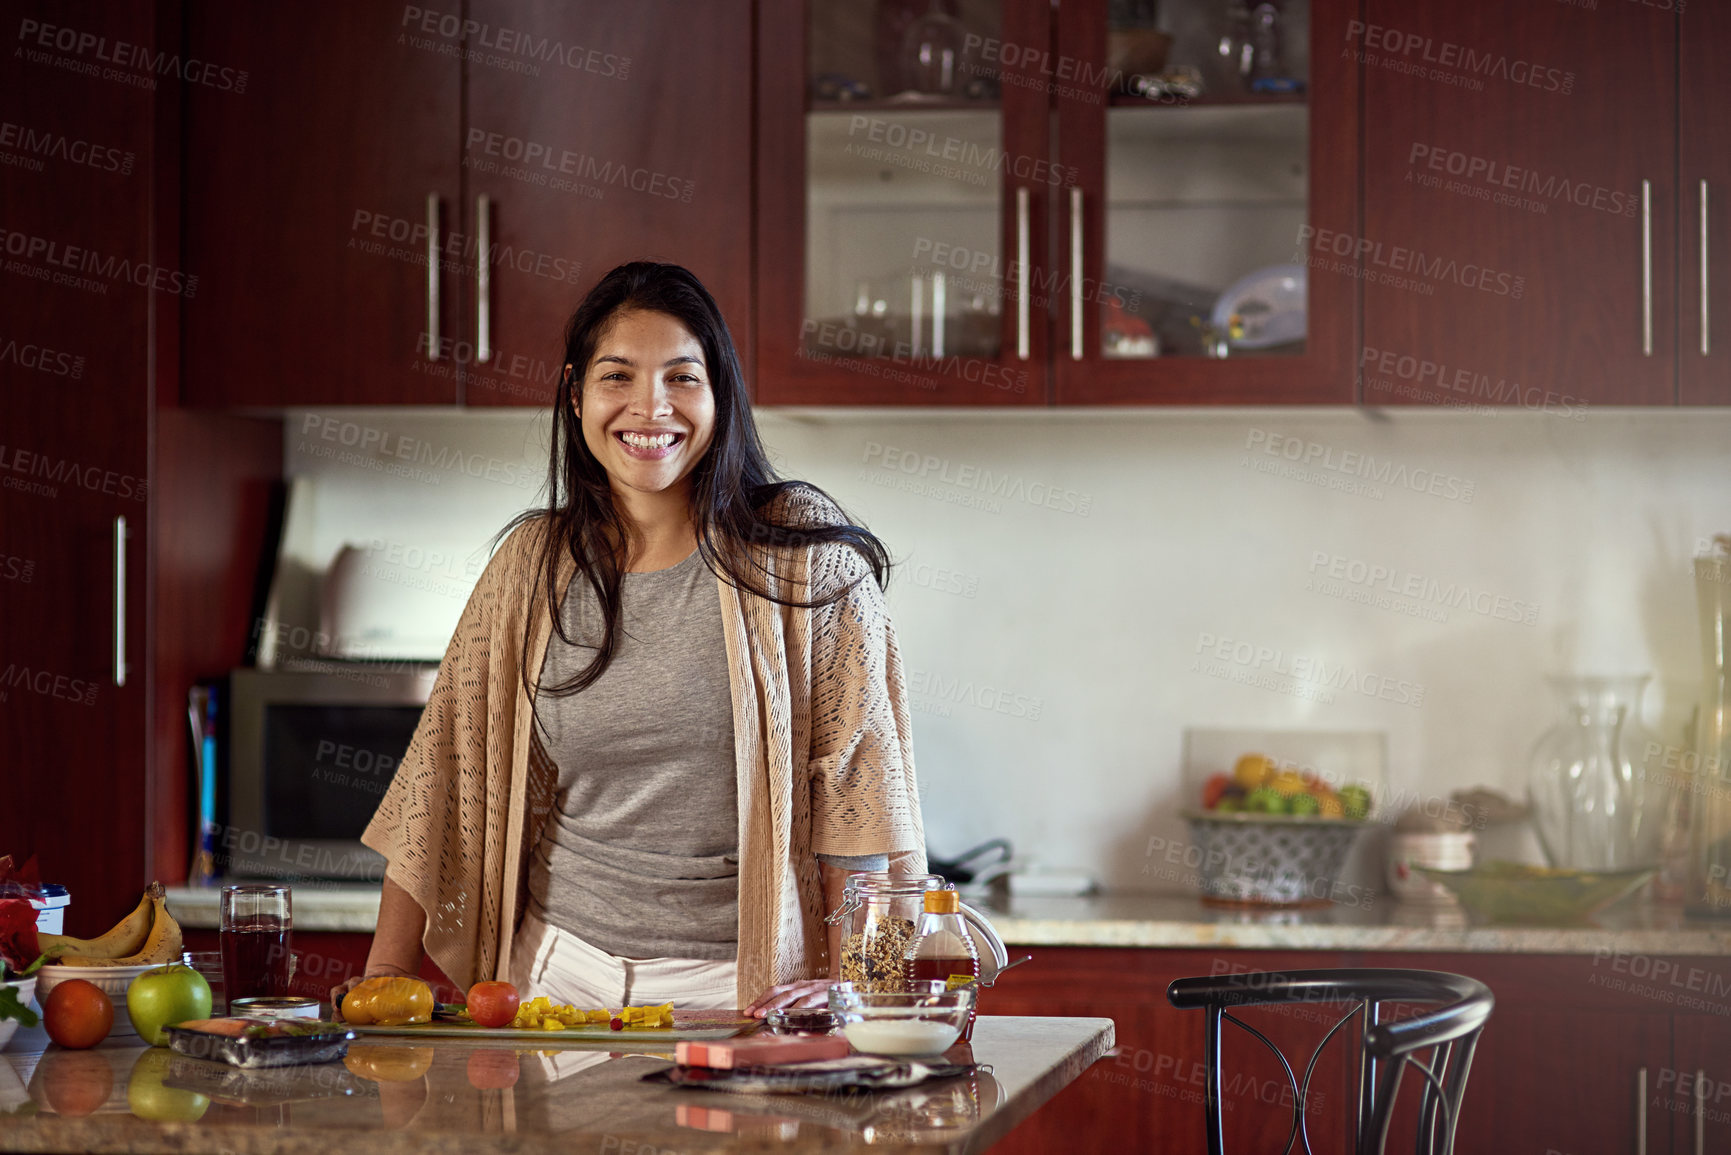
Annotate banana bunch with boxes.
[40,881,183,967]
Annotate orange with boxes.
[43,979,114,1050]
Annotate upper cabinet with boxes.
[756,0,1055,405]
[182,5,462,406]
[1680,0,1729,405]
[1361,1,1680,407]
[755,0,1358,405]
[1053,0,1359,404]
[181,2,751,408]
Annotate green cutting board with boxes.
[345,1009,757,1042]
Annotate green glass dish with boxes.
[1414,861,1655,925]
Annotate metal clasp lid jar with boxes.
[826,872,946,993]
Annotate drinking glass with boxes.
[220,884,292,1002]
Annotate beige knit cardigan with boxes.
[360,491,926,1007]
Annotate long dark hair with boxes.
[505,261,890,698]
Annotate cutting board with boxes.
[345,1010,757,1042]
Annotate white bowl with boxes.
[35,965,155,1039]
[0,977,36,1051]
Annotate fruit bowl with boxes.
[1414,861,1655,925]
[35,964,155,1038]
[829,981,974,1057]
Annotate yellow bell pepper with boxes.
[339,977,435,1026]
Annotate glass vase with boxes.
[1687,549,1731,916]
[1527,675,1663,871]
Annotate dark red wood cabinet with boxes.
[1679,0,1731,405]
[180,1,753,409]
[1361,1,1680,407]
[988,946,1731,1155]
[0,0,156,926]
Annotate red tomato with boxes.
[43,979,114,1049]
[465,981,520,1028]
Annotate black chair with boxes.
[1166,968,1493,1155]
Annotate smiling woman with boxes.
[336,262,927,1020]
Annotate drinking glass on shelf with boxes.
[220,884,292,1002]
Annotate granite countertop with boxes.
[0,1016,1111,1155]
[167,886,1731,957]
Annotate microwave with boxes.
[225,664,438,882]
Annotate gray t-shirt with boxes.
[528,548,741,960]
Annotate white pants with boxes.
[509,909,738,1010]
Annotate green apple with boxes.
[126,964,212,1047]
[126,1048,208,1122]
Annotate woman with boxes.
[331,262,925,1017]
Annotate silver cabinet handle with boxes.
[112,516,127,687]
[1070,186,1084,361]
[1636,1066,1647,1155]
[476,194,493,364]
[1015,187,1030,360]
[1641,179,1653,356]
[1702,180,1711,356]
[1696,1067,1707,1155]
[426,194,441,360]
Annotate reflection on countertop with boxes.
[0,1016,1108,1155]
[975,892,1731,955]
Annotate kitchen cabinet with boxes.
[181,3,462,406]
[0,0,155,927]
[755,0,1358,406]
[990,945,1731,1154]
[1679,0,1730,404]
[181,1,752,409]
[1360,1,1678,407]
[1051,0,1360,404]
[755,0,1054,405]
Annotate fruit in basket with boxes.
[48,883,182,967]
[43,978,113,1049]
[1232,753,1276,789]
[1204,756,1372,819]
[1201,773,1233,809]
[1246,787,1285,814]
[127,963,212,1046]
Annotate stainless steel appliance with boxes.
[225,664,437,881]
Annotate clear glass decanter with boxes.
[1527,675,1663,870]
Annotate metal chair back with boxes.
[1167,967,1494,1155]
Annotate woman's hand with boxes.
[744,978,836,1018]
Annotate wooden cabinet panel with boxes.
[1670,1016,1731,1155]
[0,0,153,929]
[461,0,753,407]
[181,2,461,406]
[987,948,1356,1155]
[1679,0,1729,403]
[1361,1,1677,406]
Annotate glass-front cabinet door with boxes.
[1053,0,1358,403]
[756,0,1052,404]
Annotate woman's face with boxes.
[577,309,716,503]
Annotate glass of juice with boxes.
[220,884,292,1002]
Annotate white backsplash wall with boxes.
[284,406,1731,893]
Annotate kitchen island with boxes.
[0,1016,1112,1155]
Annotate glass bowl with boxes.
[1414,861,1655,924]
[828,981,974,1057]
